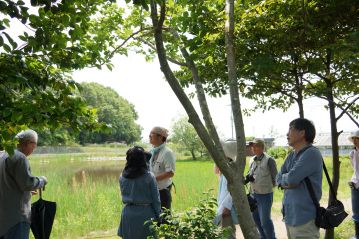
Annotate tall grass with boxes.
[27,146,355,238]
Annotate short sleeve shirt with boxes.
[150,146,176,190]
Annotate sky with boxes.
[72,53,358,142]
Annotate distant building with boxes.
[274,132,354,157]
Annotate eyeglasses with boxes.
[29,141,37,145]
[149,133,161,138]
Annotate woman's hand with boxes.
[222,207,231,217]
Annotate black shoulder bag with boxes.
[305,159,348,229]
[245,161,257,212]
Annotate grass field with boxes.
[28,145,355,238]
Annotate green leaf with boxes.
[30,0,38,6]
[11,112,23,122]
[2,32,18,49]
[3,44,11,52]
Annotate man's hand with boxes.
[155,171,174,181]
[348,181,355,189]
[278,184,295,190]
[39,176,48,187]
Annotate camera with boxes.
[244,173,255,184]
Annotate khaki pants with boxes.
[286,219,320,239]
[221,214,236,239]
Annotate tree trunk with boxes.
[191,149,196,160]
[149,0,259,238]
[224,0,260,237]
[295,74,304,118]
[324,83,340,239]
[293,56,305,118]
[324,50,340,239]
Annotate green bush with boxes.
[267,146,291,160]
[148,193,231,239]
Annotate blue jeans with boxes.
[352,187,359,222]
[252,192,276,239]
[2,222,30,239]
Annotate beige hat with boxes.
[222,140,237,160]
[151,126,169,138]
[249,138,265,148]
[348,130,359,143]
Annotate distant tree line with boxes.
[37,82,142,146]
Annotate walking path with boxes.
[235,217,287,239]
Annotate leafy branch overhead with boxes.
[0,0,114,150]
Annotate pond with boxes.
[72,167,123,186]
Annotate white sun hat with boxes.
[222,140,237,160]
[348,130,359,143]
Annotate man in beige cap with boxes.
[246,138,277,239]
[149,126,176,210]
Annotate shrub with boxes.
[148,192,231,239]
[267,146,290,160]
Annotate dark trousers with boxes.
[0,222,30,239]
[159,186,172,210]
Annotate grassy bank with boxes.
[28,146,355,238]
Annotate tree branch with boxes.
[170,29,223,155]
[149,0,230,173]
[135,36,187,66]
[107,27,152,59]
[335,95,359,124]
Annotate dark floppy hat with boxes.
[249,138,265,148]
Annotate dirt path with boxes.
[235,198,353,238]
[235,216,287,239]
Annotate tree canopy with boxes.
[0,0,113,151]
[35,82,142,145]
[77,82,141,144]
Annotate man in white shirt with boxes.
[149,126,176,210]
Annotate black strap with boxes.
[248,160,258,175]
[168,182,176,194]
[305,177,320,210]
[322,159,337,201]
[305,158,337,207]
